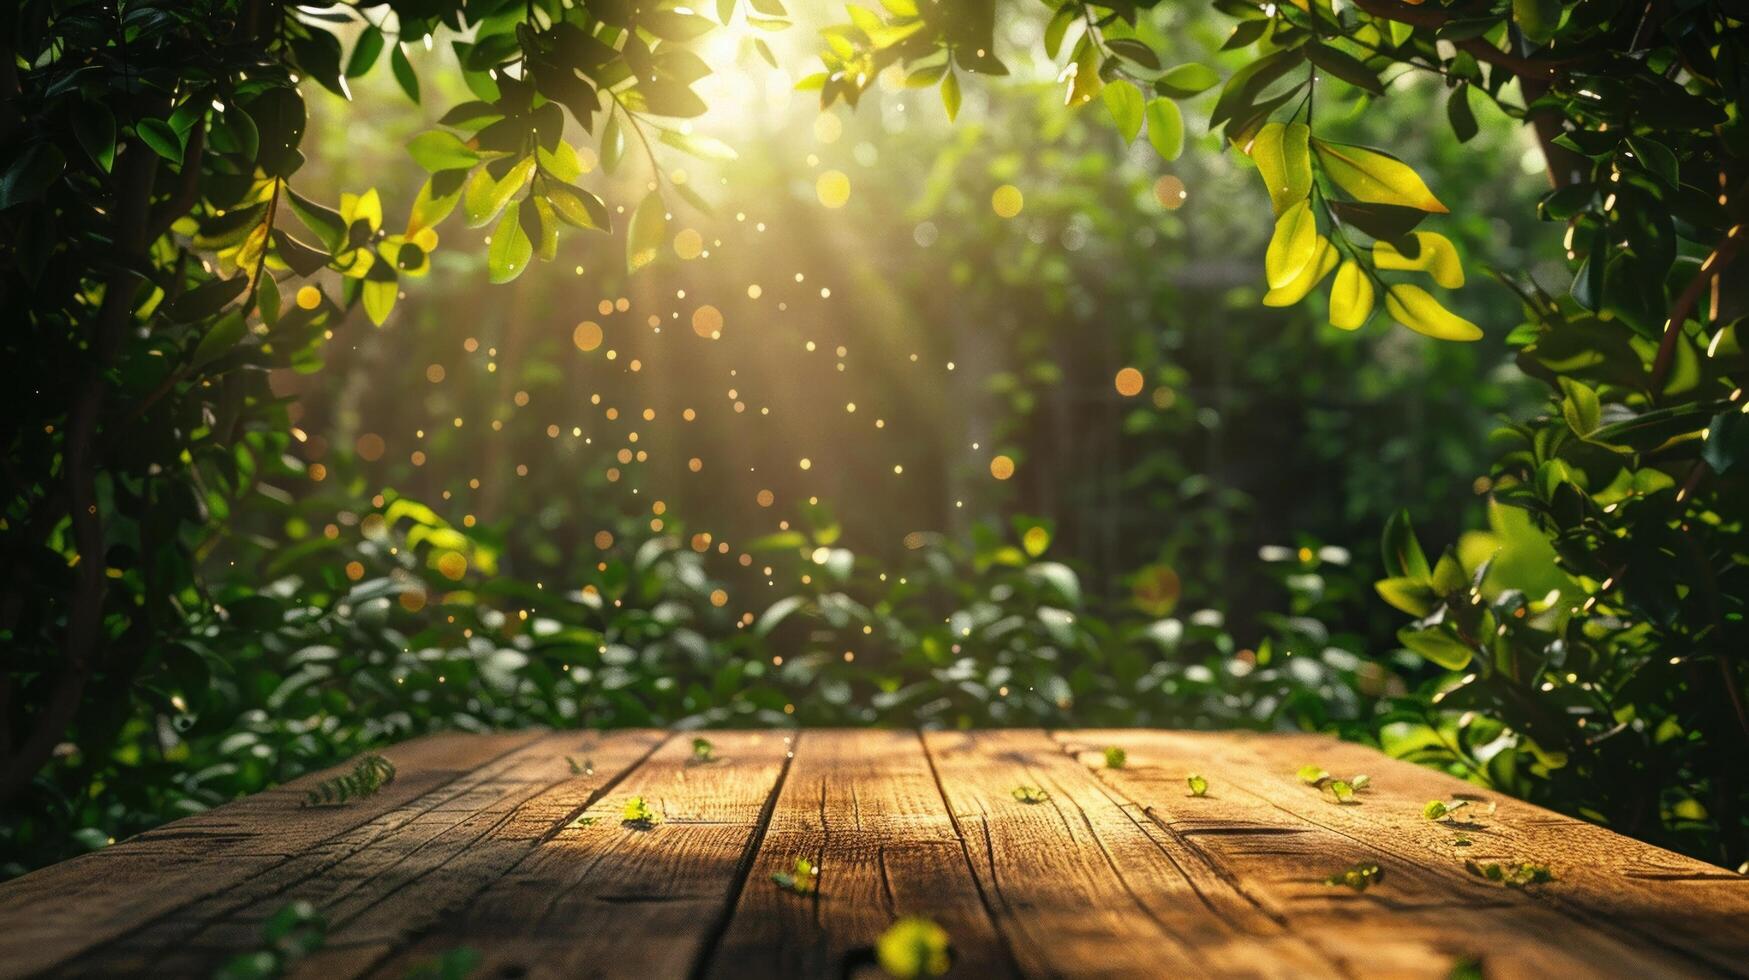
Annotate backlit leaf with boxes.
[1103,81,1145,143]
[1313,139,1448,213]
[1145,98,1183,161]
[1265,200,1319,289]
[1249,121,1311,216]
[626,191,667,274]
[1373,231,1464,288]
[1328,260,1373,330]
[1383,284,1481,340]
[486,205,531,284]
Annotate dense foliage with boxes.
[2,0,1745,875]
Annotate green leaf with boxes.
[1103,746,1127,769]
[1375,576,1437,616]
[1398,627,1473,670]
[1102,81,1145,143]
[1306,42,1383,95]
[1144,98,1183,161]
[1011,785,1050,803]
[361,277,397,325]
[659,129,738,161]
[1105,38,1161,70]
[1381,509,1431,580]
[1155,62,1219,98]
[73,103,116,172]
[1249,121,1311,216]
[189,310,247,368]
[0,142,66,210]
[137,118,185,163]
[1186,773,1208,797]
[1702,410,1748,474]
[487,205,532,284]
[1265,200,1319,289]
[391,44,420,103]
[545,182,611,232]
[626,190,667,274]
[1558,377,1602,438]
[407,174,465,235]
[286,188,347,251]
[621,796,660,826]
[408,131,479,173]
[1513,0,1561,43]
[1312,139,1448,213]
[941,71,961,121]
[463,156,534,227]
[1297,765,1330,785]
[346,25,384,78]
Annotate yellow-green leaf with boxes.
[941,71,961,121]
[486,206,531,284]
[463,156,535,228]
[1066,36,1102,107]
[1328,259,1374,329]
[1145,98,1184,161]
[626,190,667,275]
[1384,283,1481,341]
[407,176,462,235]
[1313,139,1448,213]
[361,278,397,325]
[1264,234,1336,306]
[1265,200,1319,289]
[1373,231,1465,288]
[1103,80,1145,143]
[1250,121,1311,216]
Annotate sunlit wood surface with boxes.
[3,729,1747,979]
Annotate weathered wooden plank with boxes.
[921,729,1330,978]
[1219,730,1749,974]
[105,730,668,978]
[365,730,793,980]
[0,730,541,978]
[1063,729,1743,978]
[704,729,1012,979]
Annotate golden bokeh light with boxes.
[756,489,775,507]
[990,454,1016,480]
[1154,174,1188,210]
[992,184,1024,218]
[1114,367,1145,397]
[354,432,385,461]
[593,530,614,549]
[573,320,603,351]
[692,304,724,338]
[295,285,321,309]
[436,550,467,580]
[816,170,851,209]
[673,227,703,260]
[425,363,445,383]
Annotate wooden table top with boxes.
[3,729,1746,979]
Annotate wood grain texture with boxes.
[706,729,1010,979]
[1204,730,1749,974]
[0,730,542,978]
[3,728,1745,980]
[367,729,793,980]
[1057,729,1724,979]
[922,729,1331,978]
